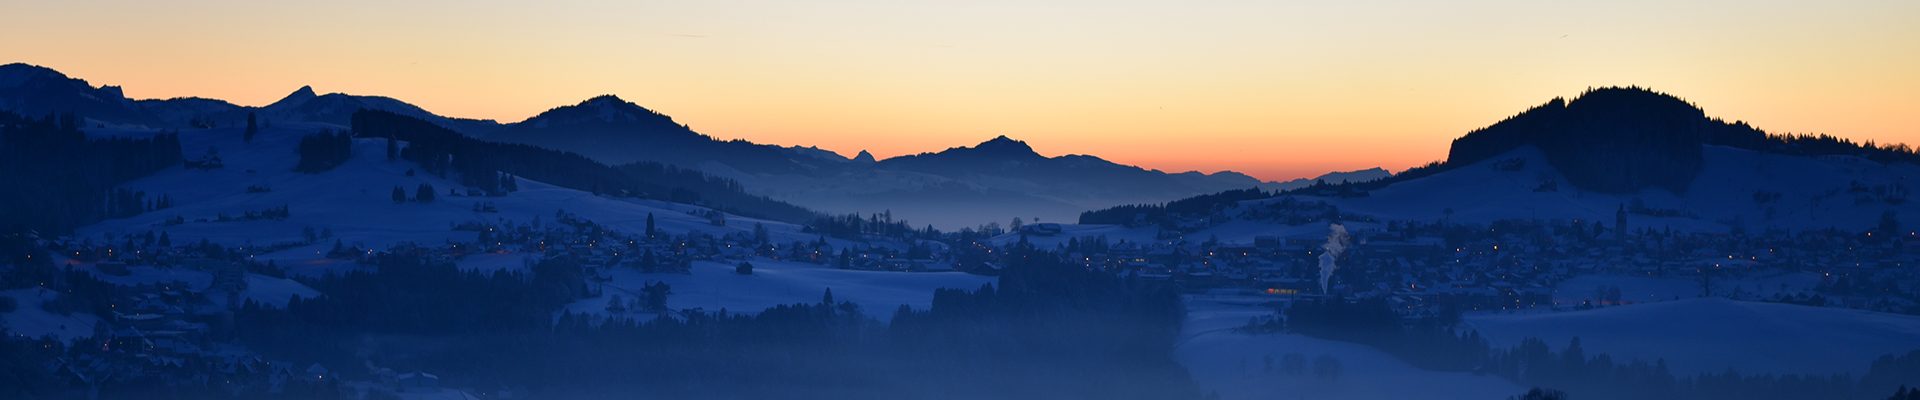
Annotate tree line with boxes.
[0,111,182,235]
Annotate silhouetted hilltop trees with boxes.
[0,111,181,234]
[351,109,815,222]
[1448,87,1707,193]
[292,129,352,172]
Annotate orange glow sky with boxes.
[6,0,1917,180]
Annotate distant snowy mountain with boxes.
[1323,87,1919,231]
[724,135,1307,229]
[485,96,1298,228]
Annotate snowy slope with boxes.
[71,125,999,322]
[75,124,823,267]
[1,288,102,341]
[1463,298,1920,376]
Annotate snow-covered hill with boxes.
[73,123,821,269]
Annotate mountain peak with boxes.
[584,94,627,104]
[853,150,877,163]
[0,63,69,85]
[513,94,683,132]
[974,135,1036,156]
[272,85,318,107]
[567,94,653,116]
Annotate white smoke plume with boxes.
[1318,223,1351,294]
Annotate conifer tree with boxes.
[244,112,258,143]
[416,184,436,203]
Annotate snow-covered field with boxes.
[562,257,995,322]
[1176,294,1522,400]
[1463,298,1920,376]
[69,263,321,308]
[1,288,101,341]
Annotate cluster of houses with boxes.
[1022,212,1920,319]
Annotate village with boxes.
[8,198,1920,398]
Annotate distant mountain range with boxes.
[0,62,1384,228]
[0,63,501,134]
[482,94,1388,227]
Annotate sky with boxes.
[4,0,1917,180]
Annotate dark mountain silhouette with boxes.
[134,96,245,128]
[485,95,843,174]
[878,135,1262,197]
[0,63,159,126]
[0,63,502,133]
[260,85,502,134]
